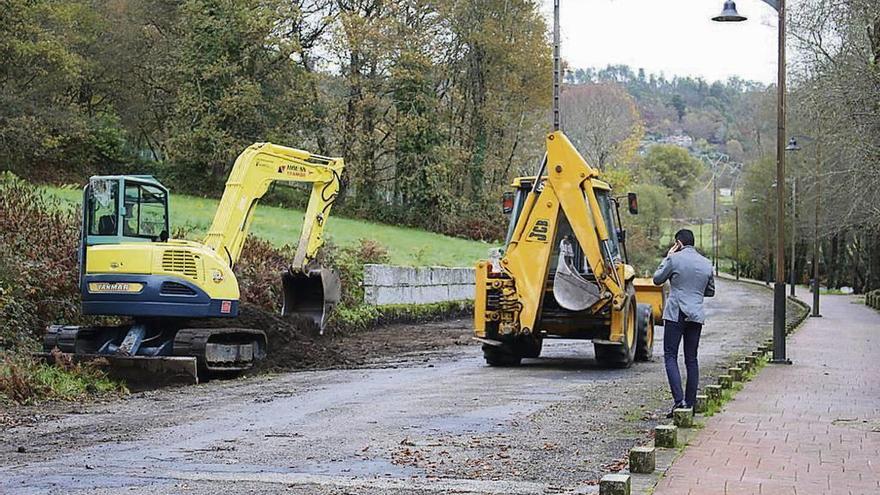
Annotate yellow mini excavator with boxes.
[43,143,344,382]
[474,131,664,367]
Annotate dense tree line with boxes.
[0,0,551,240]
[783,0,880,291]
[706,0,879,291]
[566,64,774,163]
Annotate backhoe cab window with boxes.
[123,183,168,240]
[596,191,621,261]
[88,179,119,236]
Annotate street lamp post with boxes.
[785,138,800,296]
[713,172,719,275]
[752,195,773,285]
[714,0,790,364]
[787,135,823,317]
[735,205,740,280]
[702,153,728,275]
[552,0,561,132]
[812,137,822,317]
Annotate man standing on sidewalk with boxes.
[653,229,715,416]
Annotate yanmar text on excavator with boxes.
[474,131,665,367]
[42,143,344,383]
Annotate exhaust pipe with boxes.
[281,267,341,332]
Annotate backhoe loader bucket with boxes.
[281,267,341,332]
[553,237,602,311]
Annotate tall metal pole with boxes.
[713,171,718,275]
[699,218,703,251]
[764,198,772,286]
[772,0,791,364]
[735,206,740,280]
[552,0,561,132]
[812,131,822,317]
[790,177,797,296]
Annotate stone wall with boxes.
[362,264,475,305]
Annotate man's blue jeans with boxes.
[664,311,702,407]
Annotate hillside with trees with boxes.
[0,0,551,240]
[1,0,876,291]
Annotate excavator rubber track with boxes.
[173,327,267,373]
[40,324,267,387]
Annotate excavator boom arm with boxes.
[202,143,344,270]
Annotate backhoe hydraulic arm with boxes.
[496,131,626,335]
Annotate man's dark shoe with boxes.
[665,402,686,418]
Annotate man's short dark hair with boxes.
[675,229,695,247]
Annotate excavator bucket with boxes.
[281,267,341,332]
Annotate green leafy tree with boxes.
[164,0,317,192]
[669,94,686,123]
[0,1,132,173]
[640,145,704,204]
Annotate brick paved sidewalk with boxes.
[653,293,880,495]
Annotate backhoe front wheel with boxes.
[594,290,638,368]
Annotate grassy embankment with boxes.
[44,186,492,267]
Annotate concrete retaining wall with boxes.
[363,264,475,305]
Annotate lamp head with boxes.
[785,137,802,151]
[713,1,747,22]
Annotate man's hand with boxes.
[667,240,683,257]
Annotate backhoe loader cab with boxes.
[474,131,662,368]
[503,177,624,266]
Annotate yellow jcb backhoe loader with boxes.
[42,143,344,383]
[474,131,665,367]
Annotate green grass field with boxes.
[44,186,493,267]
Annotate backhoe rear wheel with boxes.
[635,303,655,362]
[594,290,638,368]
[482,343,522,367]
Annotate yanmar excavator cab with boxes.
[474,131,664,367]
[43,143,344,382]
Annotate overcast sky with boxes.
[540,0,782,84]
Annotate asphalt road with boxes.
[0,279,796,494]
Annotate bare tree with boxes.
[560,82,642,169]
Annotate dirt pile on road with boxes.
[184,304,475,373]
[184,304,353,372]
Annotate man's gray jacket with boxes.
[652,246,715,324]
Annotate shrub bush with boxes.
[0,173,88,350]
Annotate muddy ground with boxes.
[0,279,805,494]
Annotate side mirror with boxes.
[617,229,626,244]
[627,192,639,215]
[502,191,515,214]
